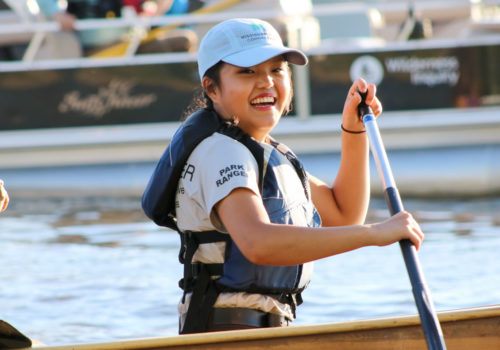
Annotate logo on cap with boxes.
[241,22,278,43]
[250,24,266,31]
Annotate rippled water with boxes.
[1,196,499,346]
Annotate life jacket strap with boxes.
[179,230,232,333]
[180,264,220,334]
[180,230,230,299]
[277,292,303,319]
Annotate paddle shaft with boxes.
[359,106,446,350]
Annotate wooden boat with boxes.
[0,0,500,197]
[19,305,500,350]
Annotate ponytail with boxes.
[182,61,224,120]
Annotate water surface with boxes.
[1,196,499,345]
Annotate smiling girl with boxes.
[143,18,423,334]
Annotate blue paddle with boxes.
[358,92,447,350]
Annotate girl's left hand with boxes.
[342,78,382,132]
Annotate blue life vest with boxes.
[142,109,321,333]
[217,138,321,293]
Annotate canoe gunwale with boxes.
[30,305,500,350]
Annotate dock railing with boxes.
[1,0,495,63]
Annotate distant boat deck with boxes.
[0,0,499,197]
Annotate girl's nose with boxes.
[256,72,273,88]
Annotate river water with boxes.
[1,196,499,346]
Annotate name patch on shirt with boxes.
[216,164,248,187]
[182,163,195,181]
[175,186,185,209]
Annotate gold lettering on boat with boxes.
[58,79,157,117]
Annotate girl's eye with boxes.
[239,68,254,74]
[274,62,289,73]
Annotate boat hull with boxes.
[30,306,500,350]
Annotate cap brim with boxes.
[221,45,308,68]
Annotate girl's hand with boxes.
[369,211,424,250]
[342,78,382,132]
[0,180,9,212]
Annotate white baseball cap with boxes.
[197,18,308,81]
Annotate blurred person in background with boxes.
[0,179,9,212]
[136,0,198,54]
[37,0,197,56]
[36,0,127,56]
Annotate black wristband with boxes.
[341,124,366,134]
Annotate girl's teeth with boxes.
[251,97,274,104]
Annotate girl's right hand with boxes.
[370,211,424,249]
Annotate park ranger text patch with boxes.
[216,164,248,187]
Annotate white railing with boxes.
[0,1,319,60]
[1,0,495,64]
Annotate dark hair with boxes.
[182,58,294,120]
[182,61,224,120]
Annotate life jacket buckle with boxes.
[191,262,202,278]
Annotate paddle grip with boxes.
[357,90,373,118]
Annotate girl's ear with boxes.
[202,77,218,102]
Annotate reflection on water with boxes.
[1,196,500,345]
